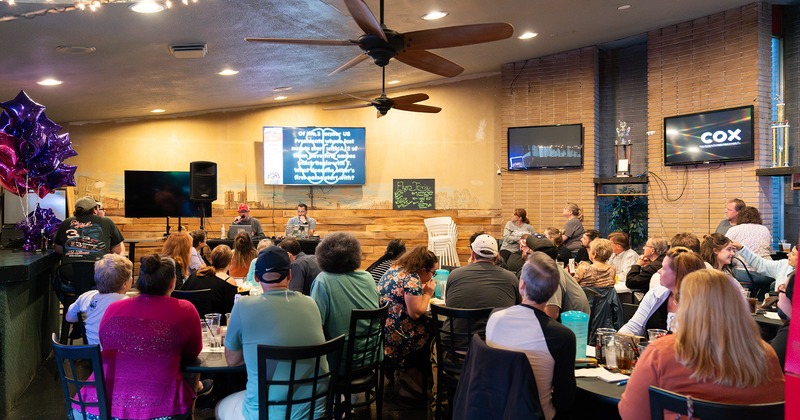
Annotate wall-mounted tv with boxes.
[263,126,366,185]
[124,171,212,218]
[664,105,754,166]
[507,124,583,170]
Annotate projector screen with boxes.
[263,126,366,185]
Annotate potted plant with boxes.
[606,186,648,250]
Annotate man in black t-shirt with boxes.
[54,196,125,263]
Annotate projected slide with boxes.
[263,126,366,186]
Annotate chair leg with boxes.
[376,363,384,420]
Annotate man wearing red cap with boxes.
[231,203,264,239]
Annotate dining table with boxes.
[573,345,626,419]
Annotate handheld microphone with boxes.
[234,216,241,224]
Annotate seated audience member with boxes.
[626,237,668,294]
[366,239,406,283]
[244,238,274,285]
[607,232,639,281]
[504,233,532,273]
[230,232,257,278]
[646,232,712,290]
[310,232,379,366]
[500,208,535,262]
[700,233,737,276]
[726,206,774,299]
[377,246,438,400]
[618,247,704,336]
[618,269,785,418]
[217,246,328,420]
[78,254,207,420]
[771,274,793,369]
[525,237,590,320]
[180,244,238,317]
[715,198,745,235]
[545,226,572,268]
[189,229,208,272]
[445,233,521,338]
[65,254,132,346]
[574,238,616,288]
[161,231,193,288]
[486,252,576,420]
[731,241,796,291]
[574,229,600,264]
[279,237,321,295]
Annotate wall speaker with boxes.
[189,161,217,201]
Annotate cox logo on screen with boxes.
[700,129,741,144]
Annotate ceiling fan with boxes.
[245,0,514,78]
[323,67,441,117]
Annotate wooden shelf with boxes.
[594,175,649,197]
[755,166,800,177]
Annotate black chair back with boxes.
[257,334,345,420]
[51,333,111,420]
[583,287,601,343]
[55,261,97,344]
[648,386,784,419]
[430,304,493,419]
[621,303,639,324]
[336,304,389,418]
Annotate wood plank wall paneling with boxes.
[109,208,502,275]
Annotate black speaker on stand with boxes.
[190,161,217,231]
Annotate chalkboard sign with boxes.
[393,179,435,210]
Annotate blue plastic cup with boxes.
[561,310,589,359]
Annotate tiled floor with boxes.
[7,355,431,420]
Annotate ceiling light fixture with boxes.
[422,11,448,20]
[273,86,293,92]
[518,32,538,40]
[55,45,97,55]
[129,1,166,13]
[218,69,239,76]
[0,0,202,22]
[618,4,631,10]
[387,80,400,85]
[274,96,287,101]
[150,109,166,113]
[37,79,63,86]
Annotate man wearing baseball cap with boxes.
[444,233,521,338]
[231,203,265,239]
[218,246,327,419]
[54,196,125,263]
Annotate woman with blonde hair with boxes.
[618,247,705,336]
[180,244,237,317]
[161,231,193,288]
[574,238,616,288]
[619,269,785,418]
[545,226,571,268]
[561,202,584,254]
[230,232,257,278]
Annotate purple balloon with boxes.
[1,91,45,128]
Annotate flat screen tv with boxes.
[507,124,583,170]
[263,126,366,185]
[664,105,754,166]
[3,188,68,225]
[124,171,212,218]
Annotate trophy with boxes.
[615,121,632,177]
[771,96,789,167]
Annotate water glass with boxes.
[225,312,232,326]
[204,313,222,347]
[647,328,668,342]
[594,328,616,364]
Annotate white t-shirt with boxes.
[66,291,128,346]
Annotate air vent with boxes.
[169,43,207,59]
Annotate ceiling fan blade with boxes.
[343,0,387,42]
[395,49,464,77]
[390,93,429,105]
[393,103,442,113]
[323,103,374,110]
[403,23,514,50]
[329,54,370,76]
[245,37,356,46]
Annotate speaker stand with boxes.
[164,217,171,237]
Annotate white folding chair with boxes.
[424,217,460,267]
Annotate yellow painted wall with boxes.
[65,76,503,211]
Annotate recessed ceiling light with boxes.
[218,69,239,76]
[387,80,400,85]
[422,11,448,20]
[618,4,631,10]
[37,79,63,86]
[55,45,97,55]
[129,1,166,13]
[150,109,166,113]
[273,86,293,92]
[274,96,287,101]
[518,32,538,40]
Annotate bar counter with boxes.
[0,249,60,417]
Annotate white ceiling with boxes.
[0,0,776,124]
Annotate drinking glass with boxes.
[225,312,232,326]
[594,328,616,365]
[647,328,668,341]
[204,313,222,348]
[615,340,635,375]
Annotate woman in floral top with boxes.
[377,246,438,398]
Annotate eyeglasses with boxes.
[98,207,105,211]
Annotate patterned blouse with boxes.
[377,267,431,361]
[574,263,617,288]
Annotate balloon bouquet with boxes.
[0,91,77,251]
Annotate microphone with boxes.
[234,216,241,224]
